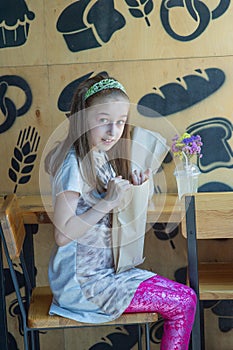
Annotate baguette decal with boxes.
[137,68,225,117]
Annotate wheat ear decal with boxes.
[8,126,40,193]
[125,0,153,26]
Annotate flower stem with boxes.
[182,151,189,168]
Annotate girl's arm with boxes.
[53,177,131,246]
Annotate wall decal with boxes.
[0,0,35,48]
[162,151,173,164]
[57,0,125,53]
[58,71,108,113]
[137,68,225,117]
[187,117,233,173]
[203,300,233,333]
[211,300,233,332]
[0,75,32,133]
[199,182,232,192]
[124,0,154,26]
[58,71,109,115]
[7,333,19,350]
[3,265,25,348]
[9,298,26,336]
[160,0,230,41]
[88,325,140,349]
[4,266,25,296]
[8,126,40,193]
[150,319,164,346]
[174,267,187,285]
[152,223,178,249]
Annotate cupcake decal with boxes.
[56,0,126,52]
[0,0,35,48]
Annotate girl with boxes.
[45,72,196,349]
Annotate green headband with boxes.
[84,78,127,100]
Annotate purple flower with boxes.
[171,132,203,160]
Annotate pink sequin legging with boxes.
[124,275,197,350]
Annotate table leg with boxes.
[0,236,9,350]
[24,224,40,350]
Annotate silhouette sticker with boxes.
[0,0,35,48]
[199,182,232,192]
[89,325,142,349]
[137,68,225,117]
[58,71,108,114]
[57,0,126,53]
[125,0,154,26]
[160,0,230,41]
[211,300,233,332]
[187,117,233,173]
[0,75,32,133]
[8,126,40,193]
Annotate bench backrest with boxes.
[0,194,26,259]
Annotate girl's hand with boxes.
[131,168,151,185]
[105,176,131,207]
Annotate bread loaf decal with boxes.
[0,0,35,48]
[56,0,125,53]
[137,68,225,117]
[187,117,233,173]
[160,0,230,41]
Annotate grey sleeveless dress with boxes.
[48,148,154,323]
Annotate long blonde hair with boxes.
[44,72,131,191]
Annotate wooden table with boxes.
[0,193,182,224]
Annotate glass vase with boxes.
[174,162,201,199]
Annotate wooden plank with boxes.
[0,193,181,224]
[199,263,233,300]
[147,193,182,223]
[0,194,25,259]
[0,192,232,227]
[28,286,158,329]
[181,192,233,239]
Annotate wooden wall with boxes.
[1,1,232,349]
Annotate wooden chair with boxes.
[0,194,158,350]
[181,192,233,350]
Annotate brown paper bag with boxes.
[112,179,150,273]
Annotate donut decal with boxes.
[0,0,35,48]
[160,0,230,41]
[57,0,126,53]
[0,75,32,133]
[137,68,225,117]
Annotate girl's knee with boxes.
[189,287,198,305]
[185,288,197,315]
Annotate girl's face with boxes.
[87,97,129,151]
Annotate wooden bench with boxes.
[0,194,158,350]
